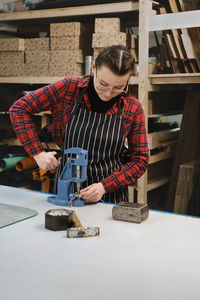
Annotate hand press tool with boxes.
[48,147,88,207]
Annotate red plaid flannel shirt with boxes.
[9,76,149,193]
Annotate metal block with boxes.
[67,227,100,238]
[112,202,149,223]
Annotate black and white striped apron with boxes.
[55,89,128,203]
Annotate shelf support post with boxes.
[137,0,151,204]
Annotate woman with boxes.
[9,45,149,203]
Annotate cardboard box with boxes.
[0,52,24,76]
[50,50,83,63]
[49,62,84,77]
[14,0,25,11]
[50,22,92,37]
[24,61,49,76]
[0,51,24,64]
[25,38,49,51]
[25,51,50,63]
[95,18,120,33]
[0,38,25,51]
[92,33,131,48]
[93,48,103,59]
[50,36,91,51]
[50,36,80,50]
[0,64,24,76]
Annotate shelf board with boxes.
[148,111,183,118]
[149,151,174,165]
[1,74,200,85]
[0,111,51,115]
[1,138,59,150]
[149,139,177,164]
[147,176,170,192]
[150,73,200,85]
[0,1,139,22]
[0,76,65,84]
[0,75,139,85]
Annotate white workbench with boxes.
[0,185,200,300]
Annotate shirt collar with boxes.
[77,76,91,88]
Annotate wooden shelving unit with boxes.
[137,1,200,206]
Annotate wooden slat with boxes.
[149,10,200,31]
[150,73,200,84]
[173,160,200,214]
[149,140,177,164]
[0,73,199,85]
[166,93,200,211]
[137,0,150,204]
[0,1,139,21]
[147,176,170,191]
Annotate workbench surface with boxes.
[0,185,200,300]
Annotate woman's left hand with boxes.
[80,183,105,202]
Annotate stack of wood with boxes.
[24,38,50,76]
[92,18,138,64]
[153,0,200,73]
[181,0,200,68]
[0,38,24,76]
[49,22,93,76]
[166,93,200,211]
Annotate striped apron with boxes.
[54,89,128,203]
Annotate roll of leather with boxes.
[0,156,27,172]
[15,157,37,172]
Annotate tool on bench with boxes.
[48,147,88,207]
[45,208,100,238]
[112,202,149,223]
[67,210,100,238]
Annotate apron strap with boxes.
[71,88,85,116]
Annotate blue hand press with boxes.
[48,147,88,207]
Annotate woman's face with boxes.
[92,62,131,101]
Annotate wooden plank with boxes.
[148,111,183,118]
[168,0,180,13]
[149,140,177,164]
[181,28,197,60]
[166,33,178,59]
[150,73,200,84]
[0,75,139,85]
[166,93,200,211]
[148,128,180,150]
[173,160,200,214]
[137,0,151,204]
[0,76,65,84]
[137,0,149,204]
[149,10,200,31]
[0,2,139,21]
[147,176,170,191]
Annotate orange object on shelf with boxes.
[15,157,37,172]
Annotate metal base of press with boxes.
[47,195,85,207]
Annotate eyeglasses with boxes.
[94,70,129,95]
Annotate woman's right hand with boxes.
[33,151,59,171]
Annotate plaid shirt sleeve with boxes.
[9,79,68,157]
[101,98,149,193]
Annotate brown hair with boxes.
[95,45,135,76]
